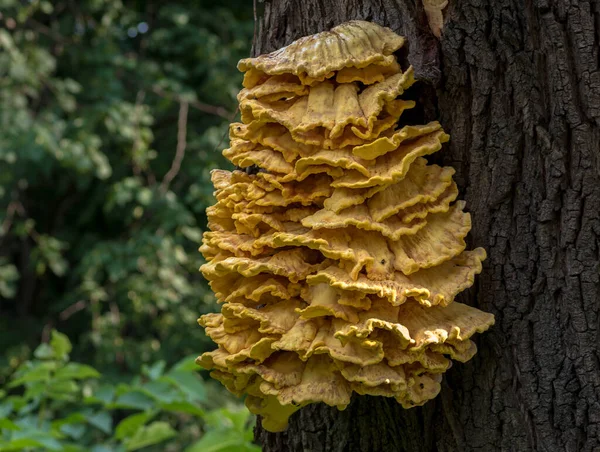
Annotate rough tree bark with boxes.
[252,0,600,451]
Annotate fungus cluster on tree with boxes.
[197,21,494,432]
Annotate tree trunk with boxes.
[252,0,600,451]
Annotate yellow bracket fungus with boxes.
[196,20,494,432]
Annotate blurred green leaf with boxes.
[54,363,101,380]
[33,343,55,360]
[111,391,155,410]
[59,422,87,440]
[114,411,156,440]
[185,430,260,452]
[85,385,115,405]
[162,371,206,402]
[46,379,80,400]
[142,360,165,380]
[90,445,126,452]
[0,418,20,430]
[86,411,113,435]
[124,421,176,451]
[50,330,72,360]
[171,355,201,373]
[7,427,63,451]
[0,401,13,417]
[0,438,47,451]
[51,412,87,433]
[138,380,180,404]
[204,407,254,432]
[8,363,53,387]
[160,401,204,417]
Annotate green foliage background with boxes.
[0,0,256,449]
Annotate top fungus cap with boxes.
[238,21,405,83]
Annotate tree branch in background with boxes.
[151,86,230,119]
[59,300,87,321]
[160,101,188,193]
[41,299,88,343]
[0,200,25,239]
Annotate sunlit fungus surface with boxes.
[196,20,494,432]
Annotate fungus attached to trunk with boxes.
[196,20,495,432]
